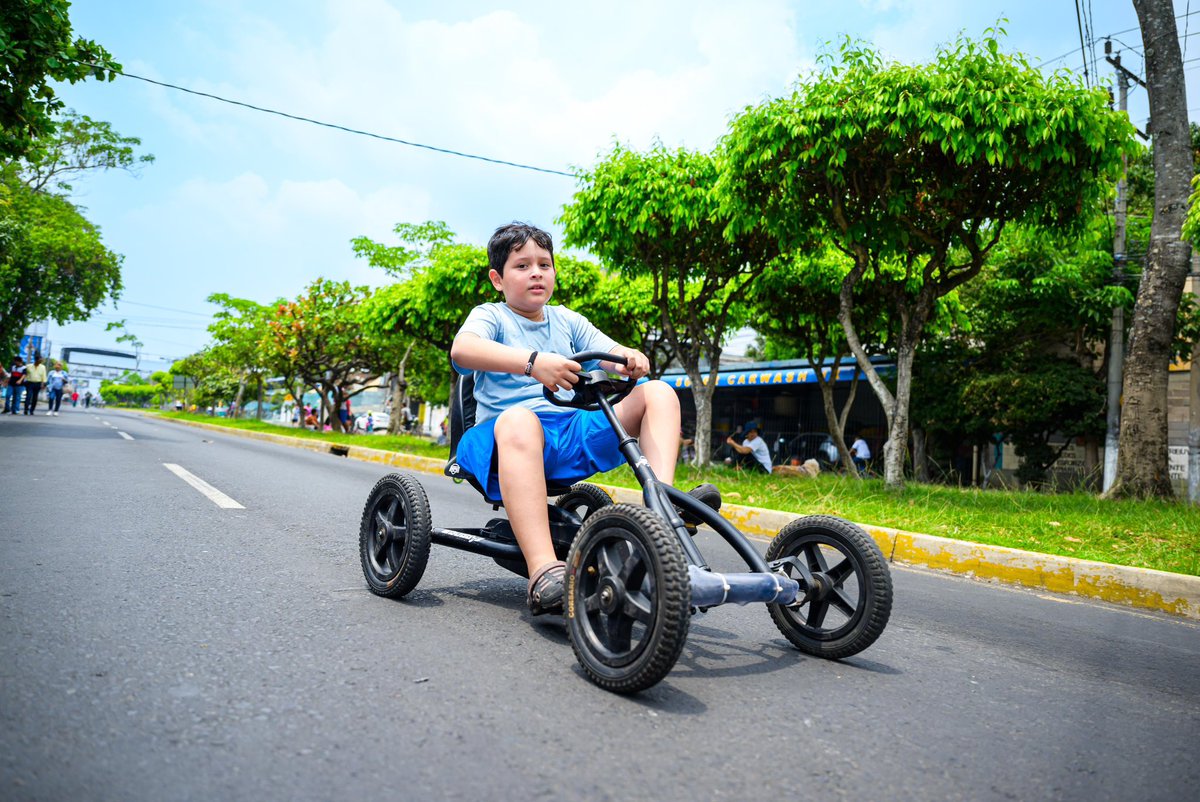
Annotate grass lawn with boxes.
[146,409,1199,577]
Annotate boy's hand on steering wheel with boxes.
[608,348,649,380]
[531,352,582,393]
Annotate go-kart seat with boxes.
[443,370,573,506]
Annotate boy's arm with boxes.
[450,333,582,393]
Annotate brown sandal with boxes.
[527,560,567,616]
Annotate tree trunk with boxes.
[883,342,917,487]
[912,427,929,483]
[231,378,246,419]
[814,357,858,474]
[687,370,717,467]
[388,341,415,436]
[1111,0,1193,498]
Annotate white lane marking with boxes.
[102,420,114,427]
[117,431,134,440]
[162,463,245,509]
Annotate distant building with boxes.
[57,346,142,398]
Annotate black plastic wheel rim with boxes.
[777,534,865,641]
[366,491,408,582]
[557,492,602,522]
[574,526,657,668]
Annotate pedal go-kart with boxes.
[359,351,892,694]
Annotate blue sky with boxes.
[44,0,1190,368]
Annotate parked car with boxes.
[353,411,389,433]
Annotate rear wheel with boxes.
[565,504,690,694]
[554,482,613,522]
[766,515,891,659]
[359,473,431,598]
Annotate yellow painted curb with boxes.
[153,415,1200,620]
[591,484,1200,620]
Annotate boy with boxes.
[450,222,715,616]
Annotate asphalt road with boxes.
[1,408,1197,802]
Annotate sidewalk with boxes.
[162,415,1200,621]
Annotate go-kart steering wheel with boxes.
[542,351,637,411]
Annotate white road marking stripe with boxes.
[117,431,134,440]
[162,463,245,509]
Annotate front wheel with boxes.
[359,473,432,598]
[565,504,690,694]
[766,515,891,659]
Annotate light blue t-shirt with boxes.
[453,302,618,423]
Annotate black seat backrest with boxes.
[444,369,498,501]
[443,364,573,505]
[447,369,476,467]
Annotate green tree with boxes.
[356,229,496,430]
[0,0,120,160]
[1112,0,1196,498]
[721,30,1134,488]
[0,111,151,357]
[749,250,893,474]
[561,143,775,464]
[18,111,154,193]
[171,350,242,412]
[963,356,1105,486]
[204,293,278,419]
[0,176,122,356]
[266,278,385,433]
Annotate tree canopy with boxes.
[0,0,120,160]
[0,173,122,357]
[561,143,775,463]
[721,30,1136,487]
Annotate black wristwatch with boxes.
[524,351,538,376]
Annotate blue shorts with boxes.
[455,408,624,501]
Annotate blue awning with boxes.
[662,365,866,389]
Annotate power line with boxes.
[1039,8,1200,66]
[1074,0,1092,86]
[81,62,576,179]
[114,299,213,317]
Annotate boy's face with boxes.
[489,238,555,319]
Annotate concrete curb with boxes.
[159,416,1200,620]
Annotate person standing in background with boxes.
[71,389,79,407]
[44,362,69,415]
[850,434,872,475]
[22,356,46,415]
[6,356,26,414]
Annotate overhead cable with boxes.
[80,61,576,178]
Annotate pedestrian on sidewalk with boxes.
[5,356,25,414]
[71,389,79,407]
[44,362,69,415]
[22,356,46,415]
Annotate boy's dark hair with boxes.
[488,222,554,276]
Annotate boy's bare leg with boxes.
[493,407,557,575]
[615,379,680,486]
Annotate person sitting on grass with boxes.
[449,222,719,617]
[724,422,772,473]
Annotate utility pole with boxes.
[1103,43,1145,492]
[1190,252,1200,504]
